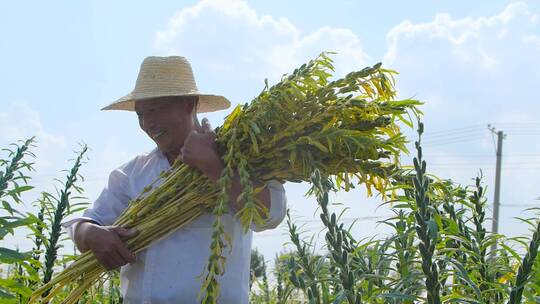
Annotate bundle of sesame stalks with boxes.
[30,53,421,303]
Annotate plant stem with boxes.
[411,123,441,304]
[0,137,35,200]
[43,145,88,286]
[508,218,540,304]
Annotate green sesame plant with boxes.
[0,137,37,301]
[247,123,540,304]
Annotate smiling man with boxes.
[63,56,287,303]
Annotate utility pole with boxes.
[488,125,505,255]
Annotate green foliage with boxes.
[249,123,540,304]
[0,137,36,302]
[0,139,120,304]
[410,123,441,304]
[251,248,268,292]
[508,211,540,304]
[310,171,361,304]
[286,210,326,304]
[42,145,89,289]
[2,58,540,304]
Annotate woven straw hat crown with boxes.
[102,56,231,113]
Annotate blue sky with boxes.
[2,0,540,265]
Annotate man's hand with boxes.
[75,222,138,270]
[180,118,223,182]
[180,118,272,218]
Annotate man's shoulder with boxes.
[115,147,163,175]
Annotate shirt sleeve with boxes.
[251,180,287,232]
[61,167,132,239]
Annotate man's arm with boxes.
[64,165,138,269]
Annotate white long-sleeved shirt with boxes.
[63,147,287,303]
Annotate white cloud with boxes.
[382,1,540,146]
[155,0,369,99]
[0,102,67,172]
[524,34,540,47]
[384,2,540,124]
[381,2,540,239]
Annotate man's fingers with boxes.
[111,228,137,264]
[180,147,190,164]
[97,250,123,270]
[126,227,139,238]
[179,146,186,160]
[95,255,111,269]
[116,244,136,264]
[110,226,126,234]
[201,118,211,133]
[109,250,127,269]
[114,226,139,239]
[193,116,204,133]
[201,118,216,142]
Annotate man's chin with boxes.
[154,141,168,152]
[155,142,182,158]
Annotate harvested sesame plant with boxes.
[30,53,420,304]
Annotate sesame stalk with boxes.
[411,122,441,304]
[508,218,540,304]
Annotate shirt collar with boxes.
[152,147,173,169]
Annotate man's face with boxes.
[134,96,197,155]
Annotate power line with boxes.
[487,122,540,126]
[505,133,540,136]
[424,124,485,135]
[428,167,540,172]
[423,133,489,144]
[424,154,540,158]
[429,159,540,163]
[293,215,388,224]
[423,129,487,140]
[423,135,491,147]
[500,203,540,208]
[420,123,540,142]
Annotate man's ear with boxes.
[184,97,199,115]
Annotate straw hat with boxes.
[102,56,231,113]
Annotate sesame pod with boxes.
[355,294,361,304]
[320,214,328,226]
[348,271,354,288]
[289,272,299,286]
[326,234,336,247]
[298,276,306,289]
[342,251,348,265]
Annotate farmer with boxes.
[64,56,287,303]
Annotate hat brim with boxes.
[101,93,231,113]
